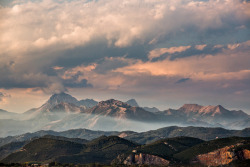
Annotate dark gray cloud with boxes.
[63,78,93,88]
[0,60,92,93]
[62,71,93,88]
[150,45,224,62]
[54,42,149,68]
[176,78,190,84]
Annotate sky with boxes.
[0,0,250,113]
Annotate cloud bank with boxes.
[0,0,249,112]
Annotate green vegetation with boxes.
[55,136,139,164]
[174,136,250,162]
[1,135,249,166]
[0,141,27,160]
[125,126,250,144]
[136,136,204,160]
[1,136,139,165]
[2,138,85,164]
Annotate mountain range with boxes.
[0,133,249,166]
[0,92,249,137]
[0,92,249,166]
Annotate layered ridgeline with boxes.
[0,134,249,166]
[0,126,250,158]
[0,92,249,137]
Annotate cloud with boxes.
[1,0,249,56]
[176,78,190,84]
[0,60,92,94]
[195,44,207,50]
[0,0,249,93]
[115,41,250,81]
[0,92,11,102]
[148,46,191,60]
[60,41,250,99]
[53,66,64,70]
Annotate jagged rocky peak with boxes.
[179,104,203,112]
[179,104,227,115]
[37,92,79,112]
[198,105,226,114]
[78,98,98,108]
[47,92,78,105]
[79,98,97,103]
[126,99,139,107]
[98,99,130,108]
[215,105,227,111]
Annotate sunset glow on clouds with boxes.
[0,0,249,112]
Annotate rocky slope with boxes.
[50,102,84,113]
[83,99,159,122]
[174,137,250,165]
[23,92,97,115]
[121,153,170,166]
[163,104,249,127]
[194,143,250,166]
[126,99,139,107]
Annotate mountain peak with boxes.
[48,92,78,105]
[78,99,98,108]
[38,92,79,112]
[216,105,225,110]
[126,99,139,107]
[198,105,227,115]
[179,104,203,112]
[98,99,130,108]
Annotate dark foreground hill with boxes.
[113,136,250,166]
[1,137,85,163]
[125,126,250,144]
[1,136,138,164]
[136,136,204,160]
[174,137,250,166]
[1,135,250,166]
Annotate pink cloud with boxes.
[148,45,191,60]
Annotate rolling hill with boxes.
[1,135,250,166]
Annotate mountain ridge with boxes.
[83,99,159,122]
[1,126,250,148]
[1,135,249,166]
[1,93,249,138]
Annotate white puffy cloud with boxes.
[0,0,250,111]
[0,0,249,58]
